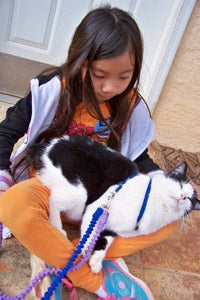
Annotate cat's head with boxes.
[166,161,200,212]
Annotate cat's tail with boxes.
[25,143,47,171]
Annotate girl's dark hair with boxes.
[36,5,143,150]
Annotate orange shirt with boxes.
[67,102,111,145]
[66,90,136,145]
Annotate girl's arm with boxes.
[0,93,32,172]
[135,148,159,173]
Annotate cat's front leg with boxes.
[89,231,116,273]
[49,197,66,237]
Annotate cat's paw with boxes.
[89,257,102,273]
[89,251,104,273]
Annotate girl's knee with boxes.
[0,183,49,228]
[0,187,21,220]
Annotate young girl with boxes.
[0,5,178,299]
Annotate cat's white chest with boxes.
[49,182,88,221]
[38,166,88,222]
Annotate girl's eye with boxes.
[93,74,105,79]
[120,77,129,80]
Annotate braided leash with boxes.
[0,221,3,248]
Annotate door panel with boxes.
[9,0,57,48]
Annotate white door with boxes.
[0,0,196,110]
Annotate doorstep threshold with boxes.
[0,92,20,105]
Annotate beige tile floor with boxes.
[0,100,200,299]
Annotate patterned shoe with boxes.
[62,277,77,300]
[97,258,154,299]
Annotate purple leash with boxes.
[0,222,3,248]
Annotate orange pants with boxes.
[0,174,178,293]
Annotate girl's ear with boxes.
[81,60,88,81]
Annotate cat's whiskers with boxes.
[185,211,193,225]
[179,216,187,231]
[179,212,192,231]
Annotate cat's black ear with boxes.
[168,161,187,177]
[191,195,200,210]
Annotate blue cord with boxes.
[42,207,104,300]
[115,173,137,193]
[136,179,152,224]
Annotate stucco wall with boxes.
[152,0,200,153]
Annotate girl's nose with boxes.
[102,80,118,94]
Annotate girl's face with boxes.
[82,49,135,103]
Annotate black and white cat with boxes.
[26,135,199,273]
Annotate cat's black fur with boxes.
[26,135,138,205]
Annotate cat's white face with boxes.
[167,177,194,205]
[162,161,198,215]
[150,174,193,221]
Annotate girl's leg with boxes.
[105,221,178,259]
[72,219,178,260]
[0,176,102,293]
